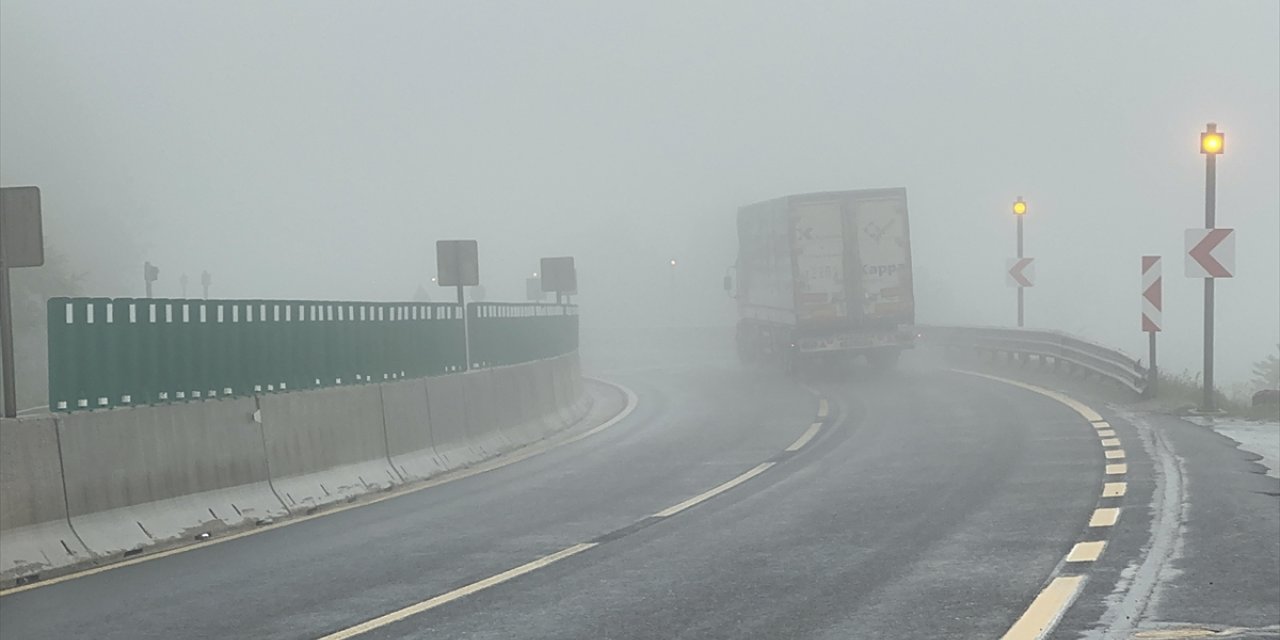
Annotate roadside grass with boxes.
[1153,370,1280,422]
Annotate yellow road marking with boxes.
[1104,449,1126,460]
[1101,482,1127,498]
[0,379,640,598]
[1089,507,1121,527]
[1100,438,1121,447]
[1066,541,1107,563]
[786,423,823,452]
[817,398,830,419]
[1001,575,1086,640]
[653,462,775,518]
[952,371,1119,640]
[956,371,1103,422]
[316,542,598,640]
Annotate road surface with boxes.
[2,329,1276,639]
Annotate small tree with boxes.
[1253,344,1280,390]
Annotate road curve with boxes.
[1,353,1132,639]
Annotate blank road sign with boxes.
[526,277,546,301]
[540,256,577,293]
[436,240,479,286]
[0,186,44,267]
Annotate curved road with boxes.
[3,334,1264,639]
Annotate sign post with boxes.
[437,240,479,372]
[1192,122,1229,413]
[0,185,44,417]
[1141,256,1162,397]
[1010,197,1029,327]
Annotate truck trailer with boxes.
[730,188,916,369]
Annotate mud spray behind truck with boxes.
[728,188,916,370]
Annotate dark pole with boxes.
[0,264,16,417]
[457,283,470,372]
[1016,214,1024,327]
[1148,330,1158,398]
[1201,126,1217,412]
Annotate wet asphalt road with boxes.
[1,330,1275,639]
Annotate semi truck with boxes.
[728,188,916,369]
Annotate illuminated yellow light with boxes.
[1013,202,1027,215]
[1201,132,1224,154]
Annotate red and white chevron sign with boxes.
[1006,257,1035,288]
[1185,228,1235,278]
[1141,256,1162,332]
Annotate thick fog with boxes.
[2,1,1277,384]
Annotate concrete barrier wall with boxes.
[424,373,477,469]
[463,369,511,458]
[57,398,287,559]
[0,351,588,586]
[258,384,402,513]
[382,378,446,481]
[0,416,89,581]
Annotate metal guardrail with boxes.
[46,297,578,412]
[920,325,1150,395]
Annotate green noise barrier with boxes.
[46,298,577,412]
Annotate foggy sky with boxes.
[2,1,1278,384]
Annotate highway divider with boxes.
[0,416,91,583]
[0,352,590,588]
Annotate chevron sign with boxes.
[1141,256,1162,332]
[1006,257,1035,288]
[1185,228,1235,278]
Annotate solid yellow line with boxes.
[1001,575,1086,640]
[1101,482,1127,498]
[1105,463,1128,475]
[1099,438,1121,447]
[1089,507,1121,527]
[1096,429,1116,438]
[786,423,823,452]
[316,542,597,640]
[1104,449,1126,460]
[0,379,640,598]
[817,398,830,419]
[653,463,775,518]
[1065,541,1107,563]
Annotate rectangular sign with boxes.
[1142,255,1162,332]
[1185,228,1235,278]
[540,256,577,293]
[526,277,545,301]
[436,240,479,286]
[0,186,44,267]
